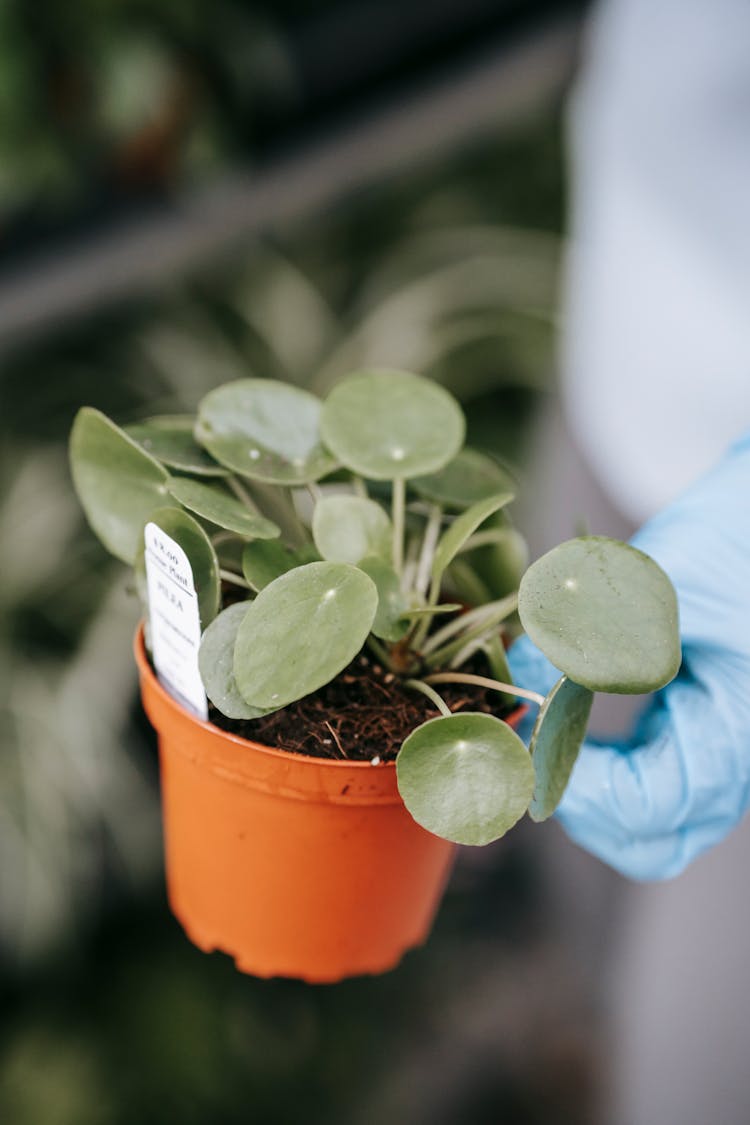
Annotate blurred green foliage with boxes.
[0,94,597,1122]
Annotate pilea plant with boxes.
[69,370,680,846]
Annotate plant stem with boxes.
[250,480,309,548]
[351,476,368,499]
[424,671,544,707]
[392,478,406,575]
[228,476,261,514]
[421,594,518,658]
[307,481,324,504]
[219,569,252,590]
[366,635,395,671]
[415,503,443,597]
[404,679,453,718]
[401,535,420,594]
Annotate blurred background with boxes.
[0,1,646,1122]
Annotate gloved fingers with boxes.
[555,808,731,881]
[555,693,744,879]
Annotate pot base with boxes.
[136,626,456,984]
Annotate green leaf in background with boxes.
[167,477,280,539]
[241,540,299,591]
[320,369,465,480]
[357,556,409,642]
[468,517,529,600]
[136,507,221,628]
[195,379,336,485]
[412,447,516,508]
[528,675,593,822]
[125,415,230,477]
[518,536,681,694]
[69,407,170,564]
[396,712,534,845]
[431,492,515,584]
[199,603,274,721]
[234,562,378,709]
[312,495,392,564]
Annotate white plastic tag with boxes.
[144,521,208,720]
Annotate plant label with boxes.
[144,521,208,719]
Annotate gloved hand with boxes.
[509,431,750,880]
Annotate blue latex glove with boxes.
[509,431,750,880]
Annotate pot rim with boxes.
[134,622,397,772]
[134,623,527,781]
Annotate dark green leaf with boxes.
[241,540,299,591]
[529,676,593,821]
[70,407,170,563]
[125,415,229,476]
[413,447,516,508]
[168,477,280,539]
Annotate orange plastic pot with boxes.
[135,626,522,983]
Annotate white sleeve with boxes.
[562,0,750,523]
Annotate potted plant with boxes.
[69,370,680,982]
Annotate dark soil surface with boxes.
[209,652,516,763]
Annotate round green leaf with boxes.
[358,556,409,642]
[195,379,336,485]
[320,369,465,480]
[135,507,220,628]
[312,495,392,564]
[125,415,229,476]
[167,477,280,539]
[234,562,378,709]
[199,603,273,720]
[528,676,593,822]
[241,540,299,591]
[431,492,515,583]
[396,713,534,845]
[518,536,681,694]
[413,448,517,508]
[70,407,170,564]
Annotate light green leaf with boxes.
[518,536,681,693]
[431,493,514,584]
[413,447,516,508]
[241,540,299,591]
[136,506,220,628]
[358,556,409,642]
[125,415,229,476]
[312,495,392,564]
[396,712,534,845]
[199,603,273,720]
[195,378,336,485]
[167,477,280,539]
[529,675,593,822]
[234,562,378,708]
[320,369,465,480]
[69,407,170,563]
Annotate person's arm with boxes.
[509,431,750,880]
